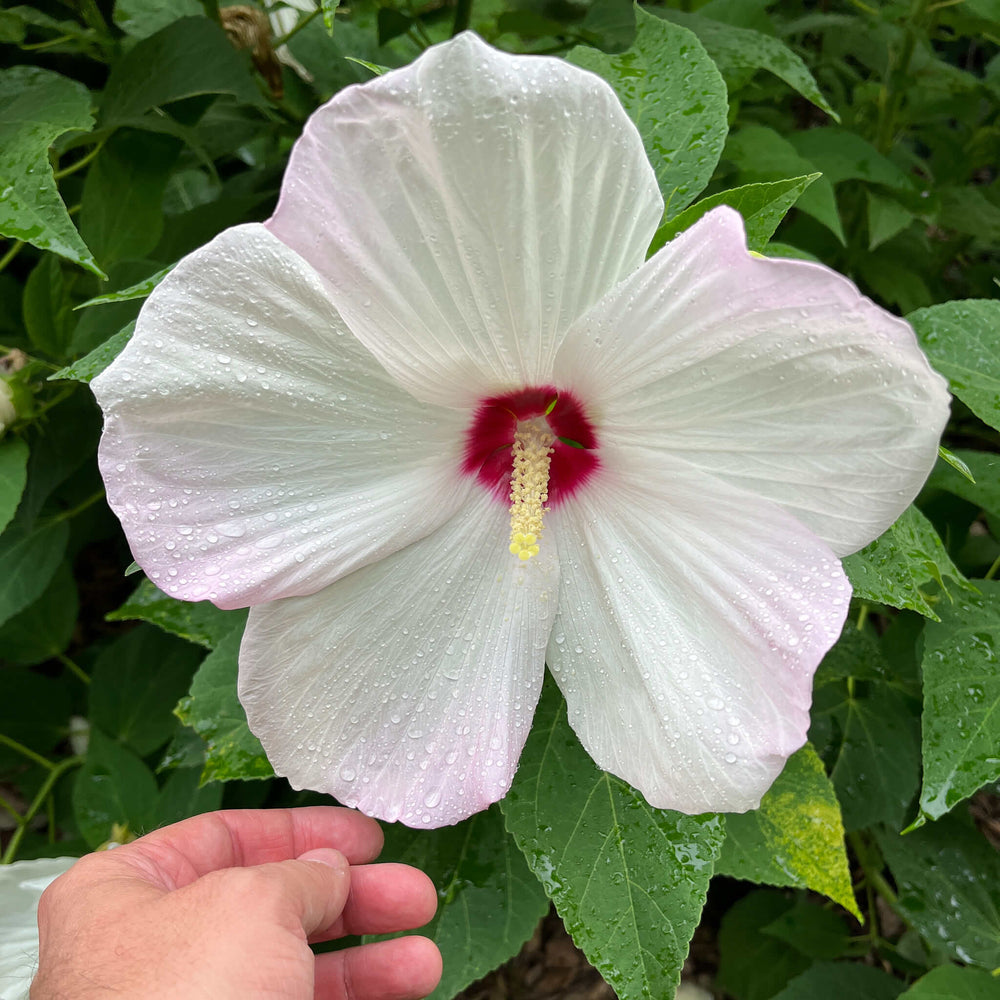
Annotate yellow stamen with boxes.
[509,419,554,560]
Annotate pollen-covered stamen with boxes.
[508,418,555,560]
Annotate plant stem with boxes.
[1,756,83,864]
[0,241,25,276]
[0,733,55,771]
[58,653,90,685]
[53,140,105,181]
[985,553,1000,581]
[43,487,106,527]
[273,6,322,47]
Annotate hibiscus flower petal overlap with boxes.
[94,32,950,828]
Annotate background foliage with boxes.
[1,0,999,997]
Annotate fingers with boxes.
[113,807,385,890]
[311,863,438,941]
[314,936,443,1000]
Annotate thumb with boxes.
[246,848,352,938]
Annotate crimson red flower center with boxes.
[461,385,600,505]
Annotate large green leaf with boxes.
[0,66,103,276]
[89,624,204,757]
[657,9,837,118]
[717,744,858,917]
[569,6,728,218]
[788,128,914,191]
[771,962,905,1000]
[114,0,202,38]
[842,505,971,620]
[0,519,69,629]
[107,575,247,650]
[99,16,263,128]
[501,679,724,1000]
[175,624,273,783]
[369,808,549,1000]
[650,174,818,255]
[0,436,29,535]
[79,130,181,269]
[72,727,159,848]
[900,965,1000,999]
[808,629,921,832]
[876,813,1000,970]
[909,300,1000,433]
[917,580,1000,823]
[150,766,224,828]
[22,253,78,360]
[0,561,77,666]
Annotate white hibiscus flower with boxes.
[93,34,949,828]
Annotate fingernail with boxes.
[296,847,347,868]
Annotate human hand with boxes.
[30,806,442,1000]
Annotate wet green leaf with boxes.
[114,0,202,38]
[0,66,103,276]
[900,964,1000,999]
[876,813,1000,970]
[89,624,204,757]
[75,266,173,309]
[107,575,246,649]
[502,678,724,1000]
[569,6,728,218]
[369,807,548,1000]
[51,321,133,383]
[0,519,69,629]
[917,581,1000,822]
[771,961,905,1000]
[650,174,818,255]
[718,744,859,916]
[175,625,273,783]
[0,436,29,535]
[910,300,1000,432]
[842,505,971,620]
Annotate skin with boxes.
[31,807,443,1000]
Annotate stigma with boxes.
[508,418,555,560]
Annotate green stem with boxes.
[53,140,105,181]
[0,733,55,771]
[1,756,84,864]
[43,487,106,527]
[0,790,22,825]
[452,0,473,36]
[856,603,870,631]
[875,0,932,153]
[58,653,90,685]
[273,6,322,47]
[985,553,1000,581]
[0,241,25,276]
[21,33,76,51]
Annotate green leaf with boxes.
[72,727,159,848]
[114,0,202,38]
[568,6,728,218]
[150,766,223,828]
[0,667,72,770]
[0,436,29,535]
[22,253,78,360]
[369,808,549,1000]
[771,961,905,1000]
[910,300,1000,433]
[937,446,976,484]
[917,580,1000,823]
[0,561,77,666]
[657,9,838,119]
[75,266,173,309]
[876,812,1000,970]
[788,128,914,191]
[107,575,247,649]
[928,449,1000,525]
[100,17,263,128]
[900,965,1000,999]
[0,519,69,629]
[501,679,724,999]
[842,505,971,620]
[175,624,274,783]
[867,190,914,250]
[79,130,181,269]
[808,629,921,832]
[762,899,850,961]
[937,185,1000,244]
[650,174,818,256]
[724,126,844,242]
[717,744,859,917]
[0,66,104,277]
[715,890,811,1000]
[89,625,204,757]
[51,321,133,383]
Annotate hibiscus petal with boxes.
[546,449,849,814]
[267,32,663,407]
[554,207,950,556]
[93,223,469,609]
[239,491,559,828]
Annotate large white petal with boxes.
[266,32,663,407]
[546,449,849,814]
[239,491,559,828]
[554,207,950,556]
[93,224,469,609]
